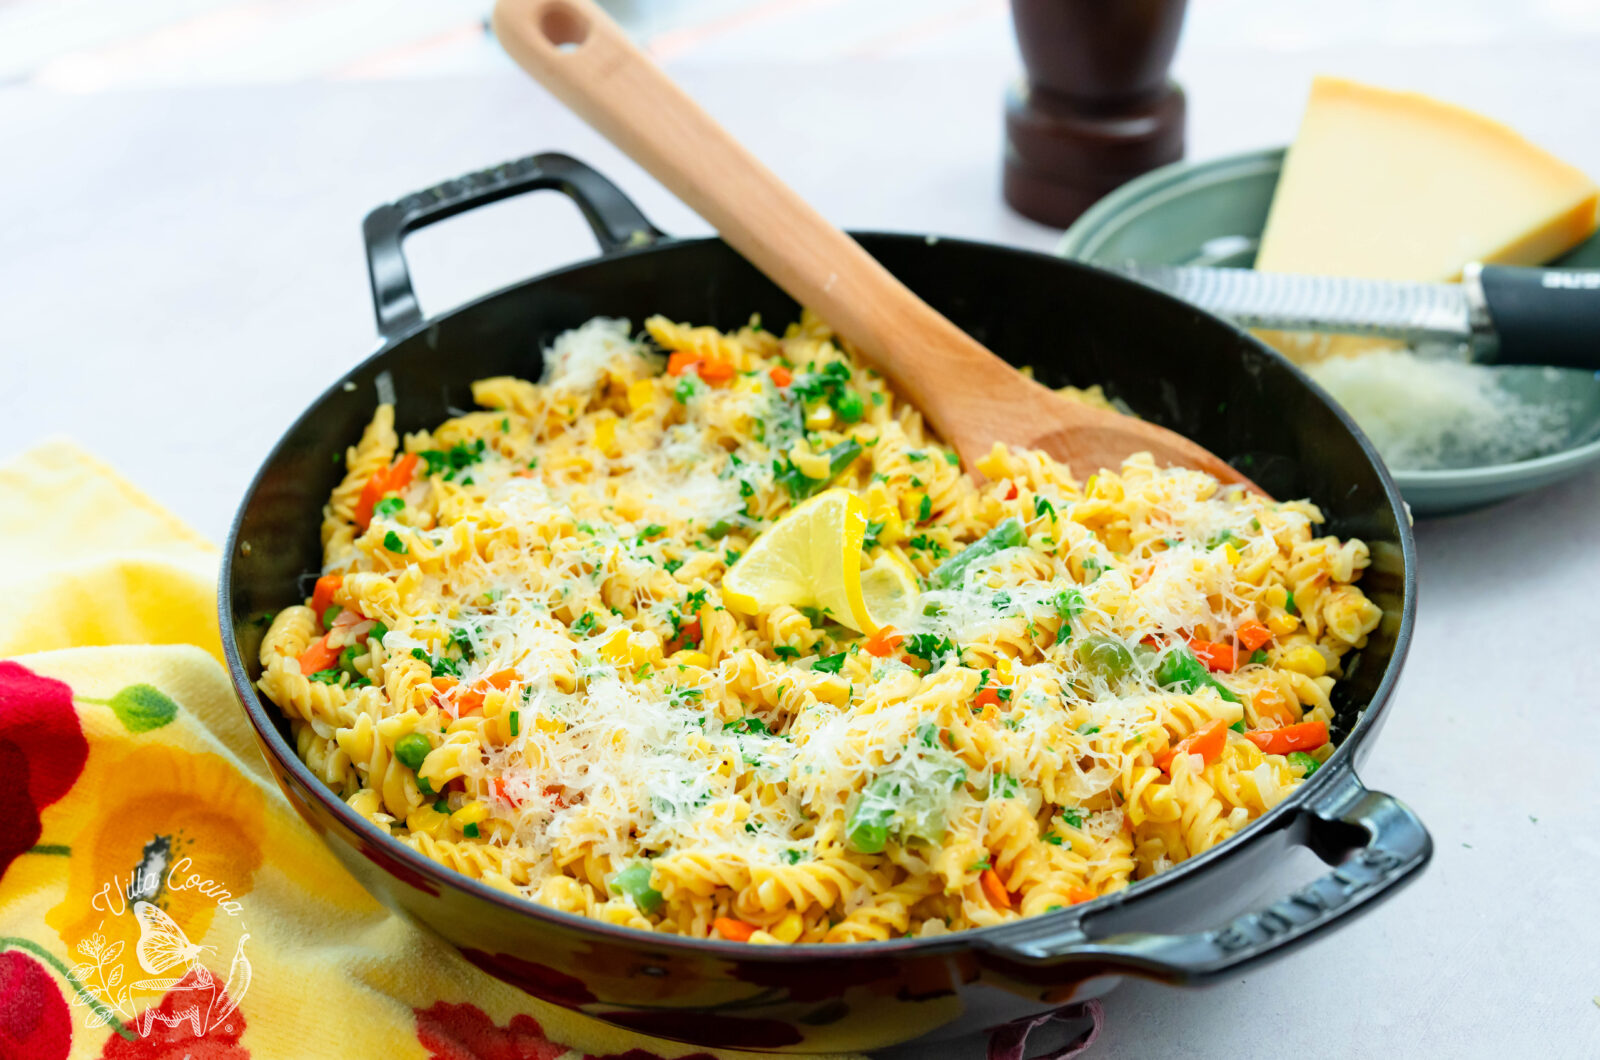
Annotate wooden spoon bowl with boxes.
[493,0,1257,490]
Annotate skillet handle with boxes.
[362,152,664,341]
[977,770,1431,982]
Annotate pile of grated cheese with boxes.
[1306,350,1572,470]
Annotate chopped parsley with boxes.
[812,653,847,674]
[1061,807,1085,828]
[724,716,771,735]
[374,496,404,518]
[1033,495,1055,519]
[903,633,958,668]
[382,530,407,554]
[571,611,597,635]
[420,439,486,476]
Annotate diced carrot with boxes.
[980,869,1012,910]
[1251,687,1296,726]
[1155,719,1228,772]
[311,574,343,619]
[666,351,701,376]
[1236,619,1273,652]
[484,668,519,691]
[864,625,904,658]
[1065,886,1096,906]
[1003,482,1018,501]
[456,688,486,715]
[354,470,388,530]
[973,688,1001,711]
[389,452,420,491]
[354,453,420,530]
[696,359,736,384]
[1189,639,1237,673]
[714,917,757,942]
[542,785,568,809]
[666,618,703,655]
[512,469,536,478]
[769,366,793,387]
[492,776,522,807]
[296,635,340,676]
[1246,720,1329,755]
[430,676,458,694]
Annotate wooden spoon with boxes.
[493,0,1256,489]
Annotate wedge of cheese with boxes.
[1257,77,1598,282]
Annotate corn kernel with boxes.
[788,440,831,479]
[534,715,565,736]
[671,649,712,669]
[771,912,804,943]
[593,416,619,457]
[450,801,490,829]
[1223,543,1241,566]
[1279,646,1327,678]
[804,403,835,430]
[627,379,656,411]
[1267,611,1301,637]
[600,628,632,664]
[747,930,781,945]
[900,491,927,522]
[406,805,452,838]
[996,656,1014,678]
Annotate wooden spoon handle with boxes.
[492,0,1014,421]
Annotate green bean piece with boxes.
[1155,645,1242,704]
[834,390,865,423]
[611,860,664,913]
[927,517,1027,589]
[1287,751,1320,777]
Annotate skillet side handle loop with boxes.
[362,152,664,341]
[981,770,1431,983]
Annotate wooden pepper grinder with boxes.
[1003,0,1189,228]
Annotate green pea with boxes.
[369,622,389,644]
[611,860,664,913]
[1287,751,1320,777]
[339,644,363,677]
[394,732,432,771]
[846,778,899,854]
[1076,635,1133,681]
[321,605,342,629]
[834,390,865,423]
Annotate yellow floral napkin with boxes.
[0,440,861,1060]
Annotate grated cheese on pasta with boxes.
[257,310,1383,943]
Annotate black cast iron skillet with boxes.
[220,153,1429,1054]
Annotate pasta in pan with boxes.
[258,311,1383,943]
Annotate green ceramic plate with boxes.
[1058,148,1600,517]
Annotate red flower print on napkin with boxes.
[0,949,72,1060]
[100,969,249,1060]
[0,661,89,880]
[414,1001,567,1060]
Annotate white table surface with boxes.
[3,37,1599,1060]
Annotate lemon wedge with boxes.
[723,488,915,633]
